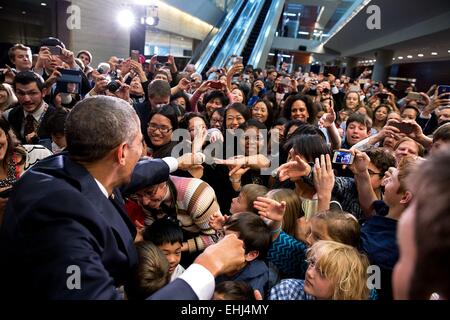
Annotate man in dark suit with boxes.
[8,71,56,146]
[0,96,245,299]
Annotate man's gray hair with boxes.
[65,96,139,162]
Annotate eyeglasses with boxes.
[368,169,382,176]
[135,183,168,199]
[148,124,172,134]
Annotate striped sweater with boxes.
[170,175,223,253]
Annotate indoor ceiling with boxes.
[324,0,450,62]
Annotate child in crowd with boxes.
[269,240,371,300]
[230,184,268,214]
[125,241,170,300]
[213,281,256,300]
[143,218,185,282]
[215,212,271,298]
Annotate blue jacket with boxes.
[0,153,197,300]
[216,259,269,298]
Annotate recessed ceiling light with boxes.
[41,2,47,6]
[398,56,403,60]
[392,58,395,61]
[418,54,424,57]
[21,11,26,14]
[431,52,438,55]
[448,50,450,53]
[407,55,413,58]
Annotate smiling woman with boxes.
[0,118,52,224]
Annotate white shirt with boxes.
[94,156,215,299]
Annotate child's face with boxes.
[304,254,334,299]
[159,242,182,274]
[305,218,332,246]
[230,193,248,214]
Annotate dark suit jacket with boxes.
[0,153,198,300]
[7,103,57,145]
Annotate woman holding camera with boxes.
[0,118,52,224]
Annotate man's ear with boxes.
[400,190,413,205]
[42,88,49,97]
[116,142,127,165]
[244,250,259,262]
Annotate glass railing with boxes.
[210,0,238,12]
[195,0,244,73]
[247,0,284,67]
[212,0,265,68]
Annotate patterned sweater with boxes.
[170,175,223,253]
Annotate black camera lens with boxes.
[107,80,120,93]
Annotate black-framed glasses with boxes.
[148,123,172,134]
[368,169,382,176]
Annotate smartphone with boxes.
[407,92,422,101]
[157,56,169,64]
[209,81,222,89]
[131,50,139,62]
[437,85,450,96]
[377,93,388,100]
[390,121,415,134]
[332,150,354,165]
[231,76,239,84]
[48,46,62,55]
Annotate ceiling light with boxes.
[431,52,438,55]
[117,9,135,28]
[407,55,413,59]
[398,56,403,60]
[418,54,424,57]
[41,2,47,6]
[392,58,395,61]
[298,31,310,35]
[21,11,26,14]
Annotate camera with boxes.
[106,72,121,93]
[56,69,82,94]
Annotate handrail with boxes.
[211,0,265,68]
[195,0,245,73]
[247,0,284,67]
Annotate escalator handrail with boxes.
[211,0,265,69]
[247,0,285,67]
[195,0,245,73]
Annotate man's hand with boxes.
[35,47,51,70]
[59,47,76,69]
[349,149,370,175]
[108,80,130,102]
[44,69,62,88]
[177,152,205,170]
[194,234,246,277]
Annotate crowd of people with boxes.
[0,36,449,300]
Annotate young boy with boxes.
[215,212,271,298]
[143,218,185,282]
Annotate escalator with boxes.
[194,0,247,75]
[241,0,272,67]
